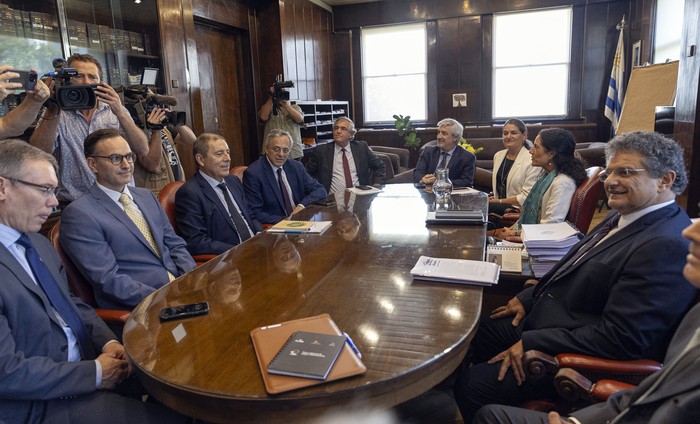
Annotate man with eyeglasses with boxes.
[0,140,187,423]
[30,53,148,207]
[60,128,195,310]
[305,116,386,194]
[454,131,697,422]
[244,129,327,224]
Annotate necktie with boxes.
[16,234,94,359]
[218,182,252,243]
[277,168,294,215]
[341,148,353,188]
[537,214,620,296]
[119,193,175,281]
[437,152,448,170]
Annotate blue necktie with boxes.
[16,234,93,359]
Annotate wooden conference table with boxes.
[123,184,488,423]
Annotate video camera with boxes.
[48,58,97,110]
[270,74,294,116]
[122,85,186,129]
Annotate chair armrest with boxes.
[193,254,217,266]
[555,353,662,385]
[96,309,130,324]
[554,368,636,402]
[523,350,560,380]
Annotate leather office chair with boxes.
[230,165,247,181]
[501,166,604,235]
[48,221,130,325]
[157,181,216,265]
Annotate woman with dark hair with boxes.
[496,128,587,239]
[489,119,542,216]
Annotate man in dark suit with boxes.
[474,217,700,424]
[305,116,385,194]
[0,140,185,423]
[175,133,260,255]
[413,118,476,187]
[60,129,195,310]
[454,131,697,422]
[244,129,327,224]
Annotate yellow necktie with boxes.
[119,193,175,282]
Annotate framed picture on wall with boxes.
[632,40,642,67]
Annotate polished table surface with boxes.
[123,184,488,423]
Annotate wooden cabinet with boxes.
[297,100,349,146]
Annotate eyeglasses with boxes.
[91,153,136,165]
[2,176,58,198]
[268,146,290,154]
[598,167,647,182]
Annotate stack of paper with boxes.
[520,222,582,277]
[410,255,500,286]
[266,220,332,234]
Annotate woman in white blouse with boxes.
[489,119,542,216]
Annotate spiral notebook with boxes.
[250,314,367,394]
[486,245,523,272]
[267,331,346,380]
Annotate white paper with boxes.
[346,186,382,195]
[487,245,522,272]
[410,255,499,286]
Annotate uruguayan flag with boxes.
[604,30,625,134]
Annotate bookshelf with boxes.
[296,100,349,146]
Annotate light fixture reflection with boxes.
[135,0,141,3]
[378,298,395,313]
[359,325,380,345]
[444,306,462,321]
[392,274,407,290]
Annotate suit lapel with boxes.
[0,243,62,328]
[197,173,235,232]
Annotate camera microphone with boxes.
[147,94,178,106]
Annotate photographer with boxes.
[133,103,196,195]
[29,54,148,205]
[0,64,50,139]
[258,83,304,160]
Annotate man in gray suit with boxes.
[0,140,185,423]
[474,217,700,424]
[61,128,195,310]
[305,116,385,194]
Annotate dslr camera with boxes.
[52,68,97,110]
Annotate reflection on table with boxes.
[123,184,488,423]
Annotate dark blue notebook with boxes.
[267,331,346,380]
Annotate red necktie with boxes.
[341,148,353,188]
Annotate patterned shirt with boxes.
[52,102,128,202]
[263,103,304,159]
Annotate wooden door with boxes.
[192,22,251,167]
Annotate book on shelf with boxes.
[266,220,332,234]
[250,313,366,394]
[426,209,485,225]
[267,331,346,380]
[410,255,500,286]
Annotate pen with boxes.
[343,332,362,359]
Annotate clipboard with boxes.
[250,313,367,394]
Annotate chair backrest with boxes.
[158,180,185,228]
[566,166,603,234]
[373,152,395,181]
[48,221,98,307]
[230,165,247,182]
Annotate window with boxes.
[654,0,685,63]
[492,8,572,119]
[361,23,427,123]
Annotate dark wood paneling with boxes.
[332,31,353,117]
[674,0,700,217]
[191,0,250,29]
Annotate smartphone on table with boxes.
[159,301,209,321]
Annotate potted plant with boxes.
[459,137,484,155]
[393,114,422,149]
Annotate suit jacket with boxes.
[60,184,195,310]
[412,144,476,187]
[571,303,700,424]
[491,146,543,205]
[0,233,115,423]
[175,172,261,255]
[516,204,696,361]
[304,139,386,192]
[243,156,328,224]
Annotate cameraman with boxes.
[0,64,50,139]
[133,104,196,195]
[29,54,148,205]
[258,84,304,160]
